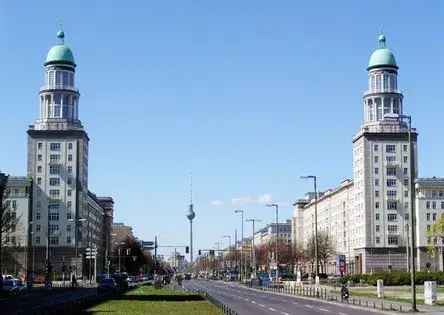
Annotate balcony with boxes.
[40,84,78,93]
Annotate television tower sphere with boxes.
[187,204,195,221]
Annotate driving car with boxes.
[97,278,118,294]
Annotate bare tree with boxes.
[0,197,21,273]
[304,231,335,274]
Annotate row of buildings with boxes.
[291,35,444,274]
[0,31,141,278]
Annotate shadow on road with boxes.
[107,294,205,302]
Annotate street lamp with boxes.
[0,172,9,284]
[301,175,319,279]
[222,235,232,270]
[246,218,261,277]
[266,203,279,281]
[385,113,417,312]
[68,217,86,278]
[234,209,245,281]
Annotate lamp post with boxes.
[386,113,417,311]
[301,175,319,278]
[246,218,261,277]
[69,217,86,278]
[235,209,245,281]
[0,172,9,282]
[266,203,279,281]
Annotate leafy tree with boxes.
[113,236,153,275]
[427,215,444,269]
[0,193,21,273]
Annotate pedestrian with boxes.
[71,273,78,289]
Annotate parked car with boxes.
[2,279,26,295]
[98,278,118,294]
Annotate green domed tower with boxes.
[363,34,403,124]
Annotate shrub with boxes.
[341,271,444,286]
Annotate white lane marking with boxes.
[319,308,330,312]
[281,312,290,315]
[339,313,347,315]
[251,300,256,304]
[305,304,314,308]
[269,307,277,312]
[292,301,299,305]
[258,304,265,307]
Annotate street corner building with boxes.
[291,34,444,274]
[1,30,115,279]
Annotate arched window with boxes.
[375,74,381,92]
[383,97,390,115]
[383,74,389,91]
[370,75,376,92]
[56,71,62,85]
[375,98,382,120]
[368,99,374,121]
[393,98,400,114]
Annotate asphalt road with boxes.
[184,280,384,315]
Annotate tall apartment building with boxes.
[254,220,292,247]
[291,35,444,274]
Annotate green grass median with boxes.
[82,285,224,315]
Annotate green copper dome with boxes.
[367,34,397,70]
[44,30,76,66]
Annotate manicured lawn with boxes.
[349,286,444,305]
[83,285,224,315]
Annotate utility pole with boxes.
[246,218,261,277]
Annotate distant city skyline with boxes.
[1,1,444,258]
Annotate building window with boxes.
[68,166,72,174]
[427,225,431,232]
[432,201,437,209]
[386,155,396,162]
[403,144,408,152]
[68,143,73,150]
[36,212,41,220]
[67,190,72,196]
[426,201,431,209]
[49,237,59,245]
[35,237,40,244]
[67,201,72,210]
[387,201,397,210]
[50,165,61,174]
[68,154,73,161]
[387,190,397,198]
[386,144,396,153]
[374,156,379,163]
[374,144,378,151]
[426,213,430,221]
[37,177,42,185]
[49,224,59,234]
[38,143,43,150]
[388,236,398,245]
[441,202,444,210]
[49,212,59,221]
[388,225,398,233]
[49,190,60,199]
[375,190,379,197]
[404,190,409,197]
[404,202,409,209]
[67,236,72,244]
[49,178,60,186]
[376,237,380,244]
[375,179,379,186]
[375,168,379,175]
[375,202,380,209]
[403,168,408,175]
[67,225,72,232]
[388,214,397,221]
[433,213,437,221]
[67,178,72,185]
[67,212,73,220]
[376,225,380,232]
[403,156,408,163]
[387,167,396,176]
[50,154,60,163]
[376,213,380,220]
[36,224,41,232]
[50,143,61,151]
[387,179,397,187]
[405,213,409,220]
[38,154,42,161]
[404,179,409,186]
[37,166,42,173]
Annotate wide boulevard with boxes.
[184,280,383,315]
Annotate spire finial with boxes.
[57,22,65,44]
[378,32,386,48]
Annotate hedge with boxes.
[342,271,444,286]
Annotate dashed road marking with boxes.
[251,301,256,304]
[305,304,314,308]
[269,307,276,312]
[319,308,330,312]
[292,301,299,305]
[258,304,265,307]
[339,313,347,315]
[280,312,290,315]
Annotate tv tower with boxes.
[186,173,196,263]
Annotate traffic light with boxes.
[185,246,189,254]
[198,250,201,256]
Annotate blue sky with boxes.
[1,1,444,259]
